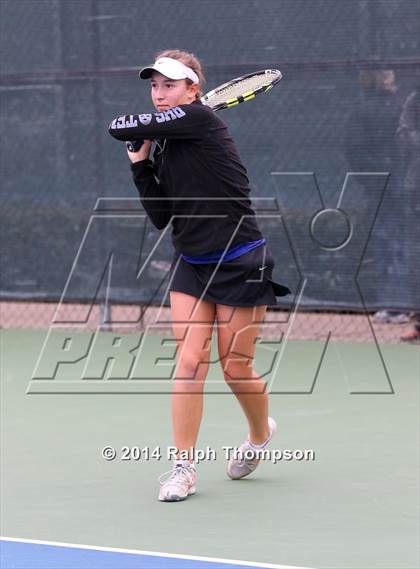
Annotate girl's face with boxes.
[151,71,199,111]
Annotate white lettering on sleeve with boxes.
[124,115,138,128]
[172,107,186,118]
[111,115,139,129]
[154,107,186,123]
[116,116,126,128]
[164,109,176,120]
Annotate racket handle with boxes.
[126,140,144,152]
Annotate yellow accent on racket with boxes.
[227,98,240,107]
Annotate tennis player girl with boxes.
[109,49,290,502]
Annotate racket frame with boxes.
[200,68,282,111]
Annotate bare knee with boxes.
[176,356,210,384]
[221,359,253,384]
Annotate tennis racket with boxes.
[126,68,282,151]
[201,68,282,111]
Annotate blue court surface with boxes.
[0,538,313,569]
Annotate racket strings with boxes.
[204,71,280,108]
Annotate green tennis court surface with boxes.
[1,329,418,568]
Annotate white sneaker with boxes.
[373,311,410,324]
[227,417,277,480]
[373,310,392,322]
[158,460,197,502]
[387,313,411,324]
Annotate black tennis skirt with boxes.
[168,242,291,307]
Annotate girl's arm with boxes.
[130,156,172,230]
[108,102,211,141]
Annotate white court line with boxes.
[0,536,316,569]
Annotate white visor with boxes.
[139,57,199,84]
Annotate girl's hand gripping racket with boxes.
[126,139,144,152]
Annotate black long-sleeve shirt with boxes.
[109,99,264,256]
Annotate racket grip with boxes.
[126,140,144,152]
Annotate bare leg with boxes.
[170,291,216,460]
[216,303,270,444]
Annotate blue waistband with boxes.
[180,238,266,264]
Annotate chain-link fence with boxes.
[1,0,419,342]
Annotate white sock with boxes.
[248,432,271,450]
